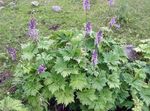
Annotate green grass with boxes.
[0,0,150,51]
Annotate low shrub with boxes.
[13,30,150,111]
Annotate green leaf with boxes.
[53,57,78,77]
[89,88,114,111]
[139,87,150,106]
[91,75,107,91]
[23,80,42,96]
[103,51,120,65]
[77,89,97,105]
[54,87,74,106]
[38,37,54,50]
[107,72,120,88]
[132,95,143,111]
[0,96,28,111]
[44,74,66,94]
[21,42,38,60]
[70,74,87,91]
[36,52,53,64]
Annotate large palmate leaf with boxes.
[70,74,87,91]
[44,74,66,94]
[91,75,107,91]
[139,87,150,106]
[89,88,114,111]
[107,72,120,88]
[54,87,74,106]
[0,97,28,111]
[21,42,38,60]
[37,37,54,50]
[77,89,97,106]
[53,57,78,77]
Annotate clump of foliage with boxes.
[0,96,28,111]
[13,30,150,111]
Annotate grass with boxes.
[0,0,150,98]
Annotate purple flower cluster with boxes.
[109,17,120,29]
[108,0,114,6]
[92,50,98,65]
[28,18,38,40]
[124,45,137,60]
[37,64,47,74]
[7,47,17,61]
[85,22,92,36]
[83,0,90,11]
[95,31,103,46]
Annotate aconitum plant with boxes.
[108,0,114,6]
[91,49,98,65]
[83,0,90,11]
[85,22,92,36]
[109,17,120,29]
[95,31,103,46]
[28,18,38,40]
[14,30,149,111]
[6,47,17,61]
[124,45,138,60]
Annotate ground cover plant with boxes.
[0,0,150,111]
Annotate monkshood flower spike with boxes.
[85,22,92,36]
[109,17,120,29]
[124,45,138,60]
[28,18,38,40]
[92,50,98,65]
[108,0,114,6]
[83,0,90,11]
[7,47,17,61]
[38,64,47,74]
[95,31,103,46]
[29,18,36,29]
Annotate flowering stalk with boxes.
[95,31,103,46]
[83,0,90,12]
[6,47,17,61]
[85,22,92,36]
[28,18,38,41]
[109,17,120,29]
[124,45,137,60]
[108,0,114,7]
[92,49,98,65]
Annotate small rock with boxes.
[8,2,16,8]
[0,0,4,6]
[0,6,4,10]
[52,6,62,12]
[31,1,39,7]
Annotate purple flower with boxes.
[109,17,120,29]
[85,22,92,36]
[29,18,36,29]
[38,64,47,74]
[108,0,114,6]
[109,17,116,27]
[28,29,38,40]
[95,31,103,46]
[6,47,17,61]
[28,18,38,40]
[83,0,90,11]
[124,45,137,60]
[52,6,62,12]
[92,50,98,65]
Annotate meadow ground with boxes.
[0,0,150,101]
